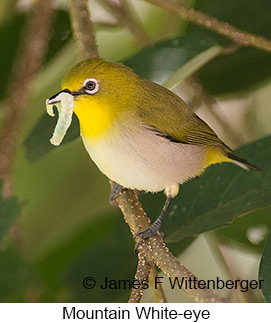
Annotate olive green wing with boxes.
[137,79,230,151]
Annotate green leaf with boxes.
[188,0,271,94]
[162,45,224,89]
[124,31,219,84]
[0,181,21,242]
[198,47,271,95]
[259,234,271,302]
[216,206,271,252]
[162,135,271,241]
[140,135,271,242]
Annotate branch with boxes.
[144,0,271,52]
[0,0,55,198]
[129,252,153,303]
[129,255,167,303]
[115,188,229,303]
[68,0,99,60]
[99,0,151,47]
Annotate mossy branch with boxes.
[68,0,99,60]
[144,0,271,52]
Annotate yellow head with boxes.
[61,58,139,140]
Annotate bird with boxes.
[46,58,261,246]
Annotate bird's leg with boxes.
[109,182,125,206]
[134,196,173,249]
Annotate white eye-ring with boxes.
[83,78,99,94]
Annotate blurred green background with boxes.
[0,0,271,302]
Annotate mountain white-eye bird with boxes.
[46,58,261,245]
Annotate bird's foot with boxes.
[134,195,173,251]
[109,183,125,206]
[134,220,164,251]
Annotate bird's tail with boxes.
[227,152,262,172]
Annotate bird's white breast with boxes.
[81,122,207,193]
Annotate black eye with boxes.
[83,78,99,94]
[85,81,95,90]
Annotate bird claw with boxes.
[134,222,164,251]
[109,183,125,206]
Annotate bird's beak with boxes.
[46,89,73,105]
